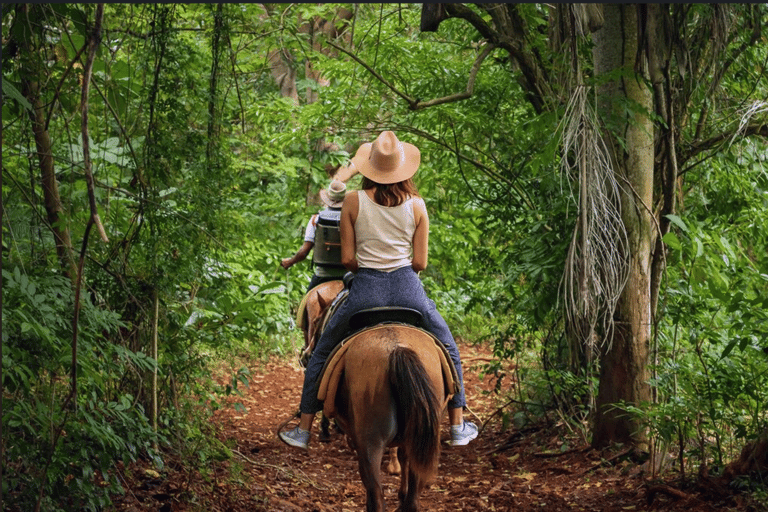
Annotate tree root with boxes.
[647,427,768,508]
[645,483,712,508]
[233,449,332,492]
[720,427,768,483]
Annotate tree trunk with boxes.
[302,7,353,104]
[262,5,352,105]
[17,4,78,280]
[592,4,653,450]
[206,3,225,166]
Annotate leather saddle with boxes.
[316,309,460,419]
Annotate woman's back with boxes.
[354,190,417,271]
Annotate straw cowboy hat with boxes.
[349,131,420,184]
[319,179,347,208]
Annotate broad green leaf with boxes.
[2,80,32,111]
[693,236,703,259]
[662,232,681,250]
[665,214,688,232]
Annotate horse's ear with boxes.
[317,291,329,310]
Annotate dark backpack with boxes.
[312,211,343,269]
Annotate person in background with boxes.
[281,179,348,292]
[279,130,479,450]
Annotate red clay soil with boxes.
[110,340,756,512]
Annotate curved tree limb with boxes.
[326,40,413,105]
[44,41,88,132]
[442,3,552,113]
[72,1,106,410]
[327,40,497,111]
[31,5,106,510]
[17,4,78,280]
[411,43,496,109]
[683,122,768,162]
[442,3,497,41]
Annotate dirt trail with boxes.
[112,341,735,511]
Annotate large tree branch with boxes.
[442,3,550,113]
[326,40,496,111]
[683,122,768,163]
[414,43,496,109]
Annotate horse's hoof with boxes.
[318,431,332,443]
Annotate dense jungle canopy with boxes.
[2,3,768,511]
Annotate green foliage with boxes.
[2,266,161,511]
[3,3,768,507]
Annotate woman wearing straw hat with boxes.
[280,131,478,450]
[281,178,348,292]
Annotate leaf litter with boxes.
[110,341,752,511]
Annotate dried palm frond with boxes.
[730,101,768,146]
[558,84,629,362]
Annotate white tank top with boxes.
[355,190,417,271]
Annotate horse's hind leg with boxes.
[386,447,401,475]
[358,444,386,512]
[398,447,433,512]
[397,446,409,507]
[401,467,425,512]
[319,413,332,442]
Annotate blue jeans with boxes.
[299,266,466,414]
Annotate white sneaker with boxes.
[279,426,310,450]
[450,421,479,446]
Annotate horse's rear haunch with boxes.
[331,326,447,512]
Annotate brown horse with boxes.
[302,284,404,473]
[319,322,451,512]
[298,280,344,368]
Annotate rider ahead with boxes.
[281,179,348,292]
[279,131,479,450]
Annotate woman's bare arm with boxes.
[281,240,314,269]
[411,197,429,272]
[340,192,359,272]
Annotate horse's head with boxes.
[300,290,332,367]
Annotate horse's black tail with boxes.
[389,346,441,477]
